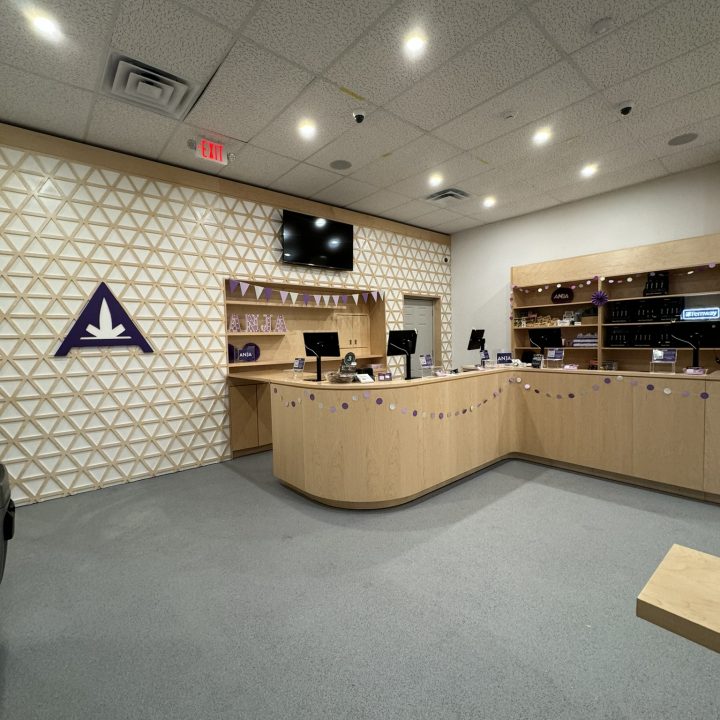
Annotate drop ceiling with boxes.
[1,0,720,235]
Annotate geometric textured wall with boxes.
[0,143,451,504]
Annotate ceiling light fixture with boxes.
[404,29,427,59]
[591,17,613,35]
[483,195,496,208]
[668,132,698,146]
[428,172,443,187]
[532,127,552,145]
[314,218,327,228]
[297,118,317,140]
[24,9,63,42]
[580,163,598,178]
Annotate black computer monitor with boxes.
[671,321,720,368]
[387,329,418,380]
[303,331,341,382]
[528,327,563,354]
[467,328,485,352]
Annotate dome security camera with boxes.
[352,109,366,124]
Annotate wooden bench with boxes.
[637,544,720,653]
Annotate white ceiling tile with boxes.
[412,207,465,228]
[270,163,342,196]
[390,153,491,198]
[176,0,256,30]
[571,0,720,89]
[351,135,459,186]
[642,113,720,160]
[431,216,481,233]
[312,177,378,206]
[86,97,178,159]
[157,123,229,174]
[548,160,667,203]
[186,41,313,141]
[621,83,720,143]
[305,111,423,174]
[0,0,116,90]
[219,144,298,187]
[384,199,437,224]
[251,80,377,162]
[112,0,234,84]
[433,61,593,150]
[386,14,562,130]
[347,190,410,215]
[603,40,720,111]
[243,0,393,73]
[529,0,666,53]
[660,143,720,174]
[0,65,93,140]
[324,0,517,106]
[469,194,561,223]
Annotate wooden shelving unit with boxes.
[511,235,720,372]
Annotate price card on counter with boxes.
[651,348,677,363]
[496,352,513,365]
[293,357,305,371]
[546,348,565,361]
[420,354,433,369]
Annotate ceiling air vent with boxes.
[103,53,201,120]
[426,187,470,202]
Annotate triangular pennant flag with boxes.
[313,294,321,305]
[362,292,369,303]
[264,287,273,301]
[378,290,384,300]
[55,282,153,357]
[340,295,348,304]
[352,294,359,304]
[289,292,298,304]
[332,295,339,305]
[239,281,249,296]
[371,291,378,301]
[229,279,239,293]
[303,293,310,305]
[280,290,288,303]
[254,285,265,299]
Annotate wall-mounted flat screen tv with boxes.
[281,210,353,271]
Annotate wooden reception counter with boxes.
[254,367,720,508]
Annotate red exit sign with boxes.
[195,137,227,165]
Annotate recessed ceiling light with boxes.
[428,172,443,187]
[24,10,63,42]
[330,159,352,170]
[668,132,698,146]
[580,163,598,178]
[404,29,427,59]
[532,127,552,145]
[297,118,317,140]
[483,195,497,208]
[314,218,327,228]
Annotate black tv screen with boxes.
[281,210,353,271]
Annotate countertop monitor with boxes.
[303,331,341,382]
[467,328,485,352]
[387,329,418,381]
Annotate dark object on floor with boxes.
[1,463,15,583]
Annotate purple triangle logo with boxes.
[55,282,153,357]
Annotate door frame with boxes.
[403,294,442,367]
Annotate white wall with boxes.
[452,163,720,366]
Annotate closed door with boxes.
[403,297,435,377]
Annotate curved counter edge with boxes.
[267,368,720,509]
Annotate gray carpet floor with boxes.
[1,455,719,720]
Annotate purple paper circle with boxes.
[439,413,444,419]
[462,409,467,414]
[341,402,349,410]
[412,410,418,417]
[291,401,295,407]
[568,393,575,399]
[273,387,277,394]
[431,413,435,419]
[309,393,315,401]
[681,391,690,398]
[376,398,383,405]
[534,389,540,394]
[604,378,611,384]
[330,406,336,413]
[701,392,709,400]
[401,407,408,414]
[592,384,600,391]
[363,391,370,399]
[630,380,638,387]
[556,394,562,399]
[647,384,654,391]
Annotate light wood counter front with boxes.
[268,368,718,508]
[637,544,720,653]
